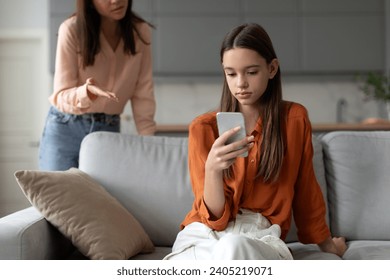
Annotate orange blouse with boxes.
[182,101,330,244]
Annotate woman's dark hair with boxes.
[76,0,153,68]
[220,23,285,183]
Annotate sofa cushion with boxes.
[79,132,194,247]
[288,242,341,260]
[343,240,390,260]
[14,168,154,260]
[322,131,390,241]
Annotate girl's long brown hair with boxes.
[220,23,285,183]
[76,0,153,68]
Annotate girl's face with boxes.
[92,0,129,21]
[222,47,278,109]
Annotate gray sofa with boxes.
[1,130,390,260]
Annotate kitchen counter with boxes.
[312,122,390,132]
[155,122,390,137]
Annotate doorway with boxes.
[0,31,49,217]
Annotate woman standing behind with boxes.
[39,0,156,171]
[164,23,346,260]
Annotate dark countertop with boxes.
[156,122,390,136]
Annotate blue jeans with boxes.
[39,106,120,171]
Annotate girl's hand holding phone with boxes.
[206,126,254,172]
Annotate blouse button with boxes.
[250,159,255,163]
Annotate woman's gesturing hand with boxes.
[206,126,254,172]
[86,77,119,102]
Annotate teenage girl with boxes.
[164,23,347,260]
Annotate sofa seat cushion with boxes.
[69,246,172,260]
[288,242,341,260]
[130,247,172,260]
[343,241,390,260]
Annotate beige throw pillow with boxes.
[14,168,154,260]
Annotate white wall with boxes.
[0,0,51,135]
[0,0,47,29]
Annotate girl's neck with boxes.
[240,106,260,135]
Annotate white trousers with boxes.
[163,209,293,260]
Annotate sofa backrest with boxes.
[79,131,329,246]
[322,131,390,241]
[79,132,193,247]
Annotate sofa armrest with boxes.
[0,207,73,259]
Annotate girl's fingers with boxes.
[225,141,253,159]
[209,126,255,170]
[222,135,254,154]
[215,140,254,166]
[215,126,242,145]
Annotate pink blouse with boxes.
[49,17,156,135]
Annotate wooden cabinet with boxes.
[49,0,386,76]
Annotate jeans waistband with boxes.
[50,106,119,124]
[79,112,120,123]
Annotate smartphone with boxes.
[216,112,248,157]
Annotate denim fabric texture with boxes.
[39,106,120,171]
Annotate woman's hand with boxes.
[86,77,119,102]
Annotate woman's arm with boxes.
[49,19,94,114]
[50,19,120,114]
[130,23,156,135]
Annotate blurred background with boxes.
[0,0,389,217]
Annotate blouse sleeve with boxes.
[49,19,93,114]
[187,117,232,231]
[130,23,156,135]
[292,110,331,244]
